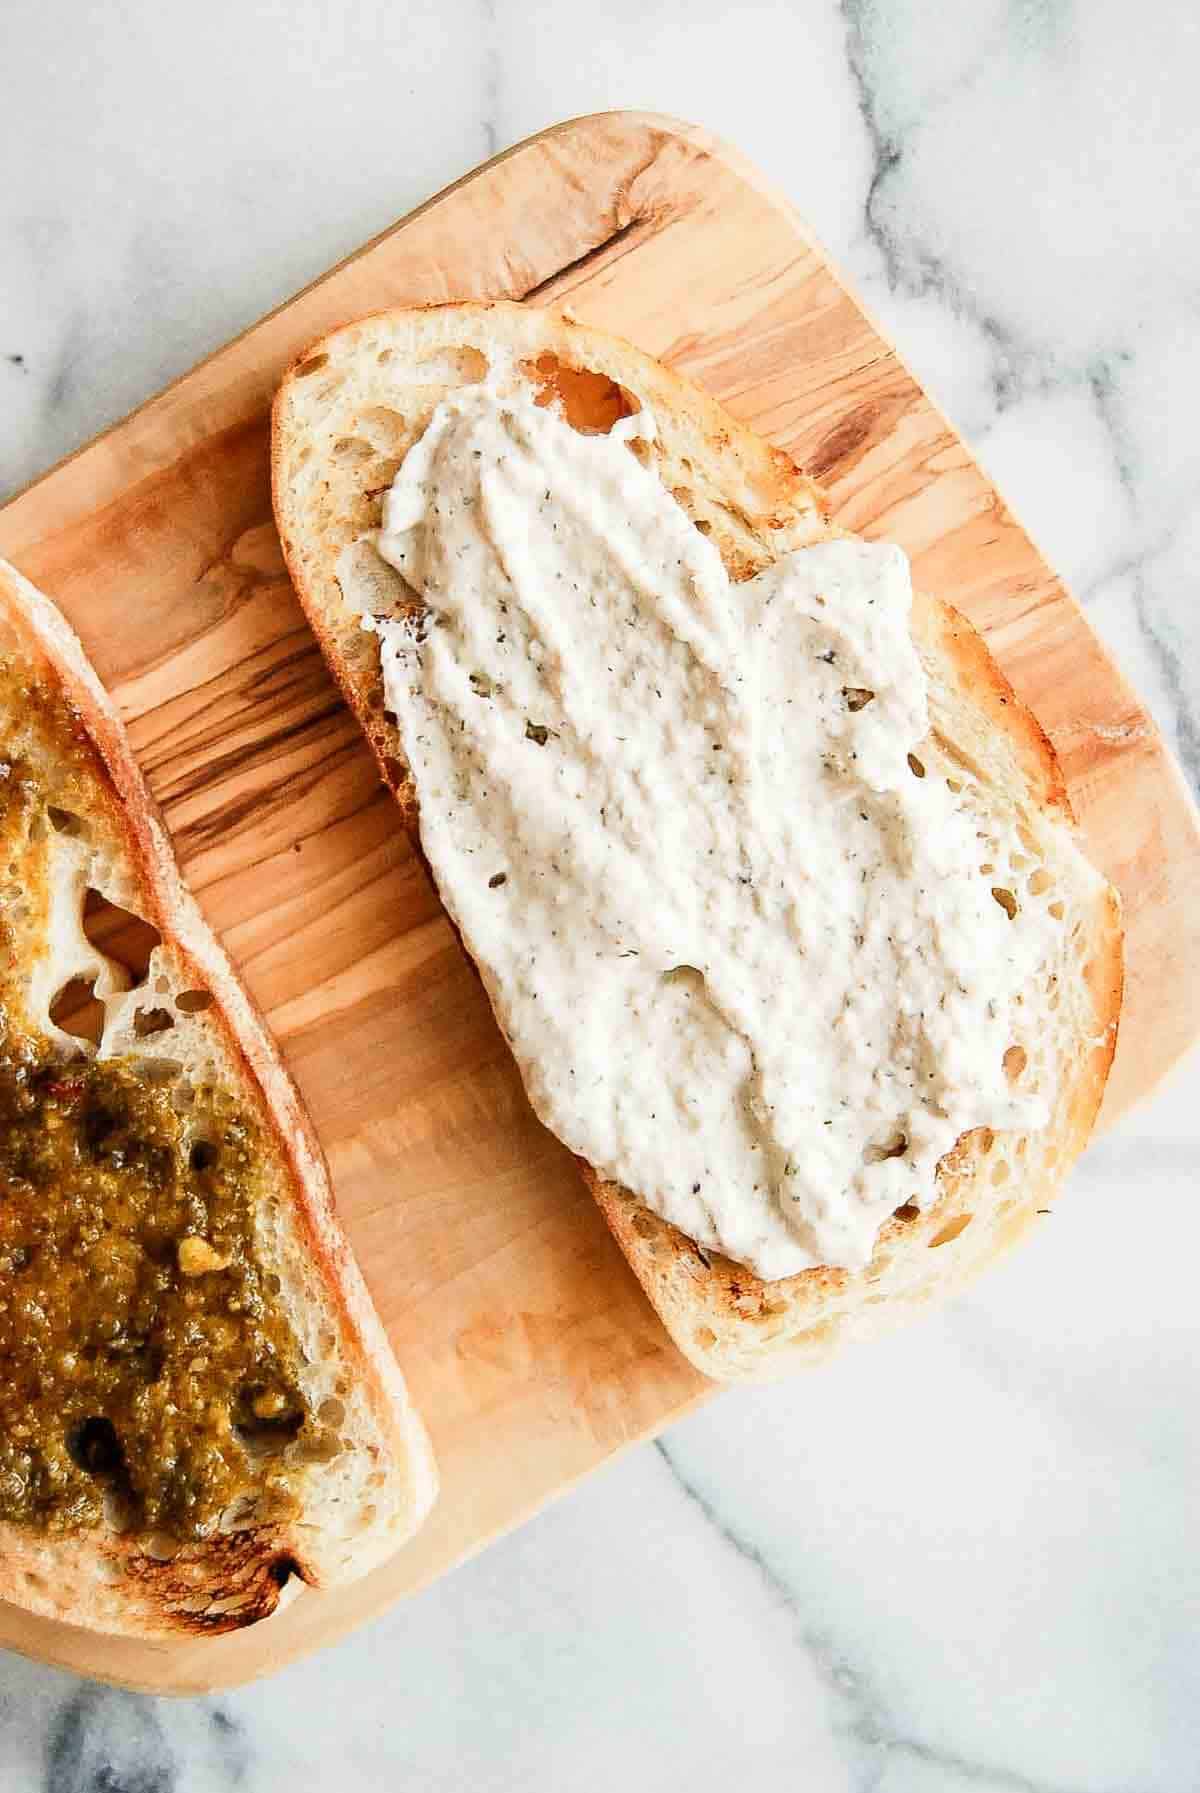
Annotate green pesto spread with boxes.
[0,747,329,1542]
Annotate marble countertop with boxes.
[2,2,1198,1788]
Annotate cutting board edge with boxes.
[2,1382,716,1698]
[0,111,700,536]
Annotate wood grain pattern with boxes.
[0,112,1196,1693]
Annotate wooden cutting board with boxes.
[1,112,1197,1694]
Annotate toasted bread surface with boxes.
[272,301,1122,1381]
[0,562,436,1634]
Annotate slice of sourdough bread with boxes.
[0,561,435,1635]
[271,300,1123,1383]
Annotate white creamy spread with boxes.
[371,377,1056,1278]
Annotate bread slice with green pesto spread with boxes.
[0,561,436,1635]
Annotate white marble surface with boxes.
[2,1,1198,1787]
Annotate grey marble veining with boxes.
[840,0,1200,791]
[1,2,1198,1789]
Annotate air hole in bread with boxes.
[47,805,85,837]
[294,353,330,379]
[335,536,412,623]
[1003,1044,1027,1083]
[66,1415,124,1477]
[844,687,875,712]
[83,888,161,986]
[522,354,634,435]
[662,963,704,987]
[330,435,374,468]
[978,1128,996,1155]
[410,346,489,386]
[49,976,105,1045]
[1048,899,1065,920]
[174,989,213,1014]
[893,1202,920,1222]
[1028,867,1055,895]
[693,516,713,536]
[865,1131,908,1164]
[271,1555,300,1589]
[189,1138,219,1174]
[358,406,409,454]
[233,1383,304,1452]
[928,1212,973,1247]
[695,1326,718,1350]
[991,886,1019,920]
[133,1007,174,1039]
[907,753,926,778]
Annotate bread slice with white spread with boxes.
[272,301,1123,1382]
[0,562,436,1634]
